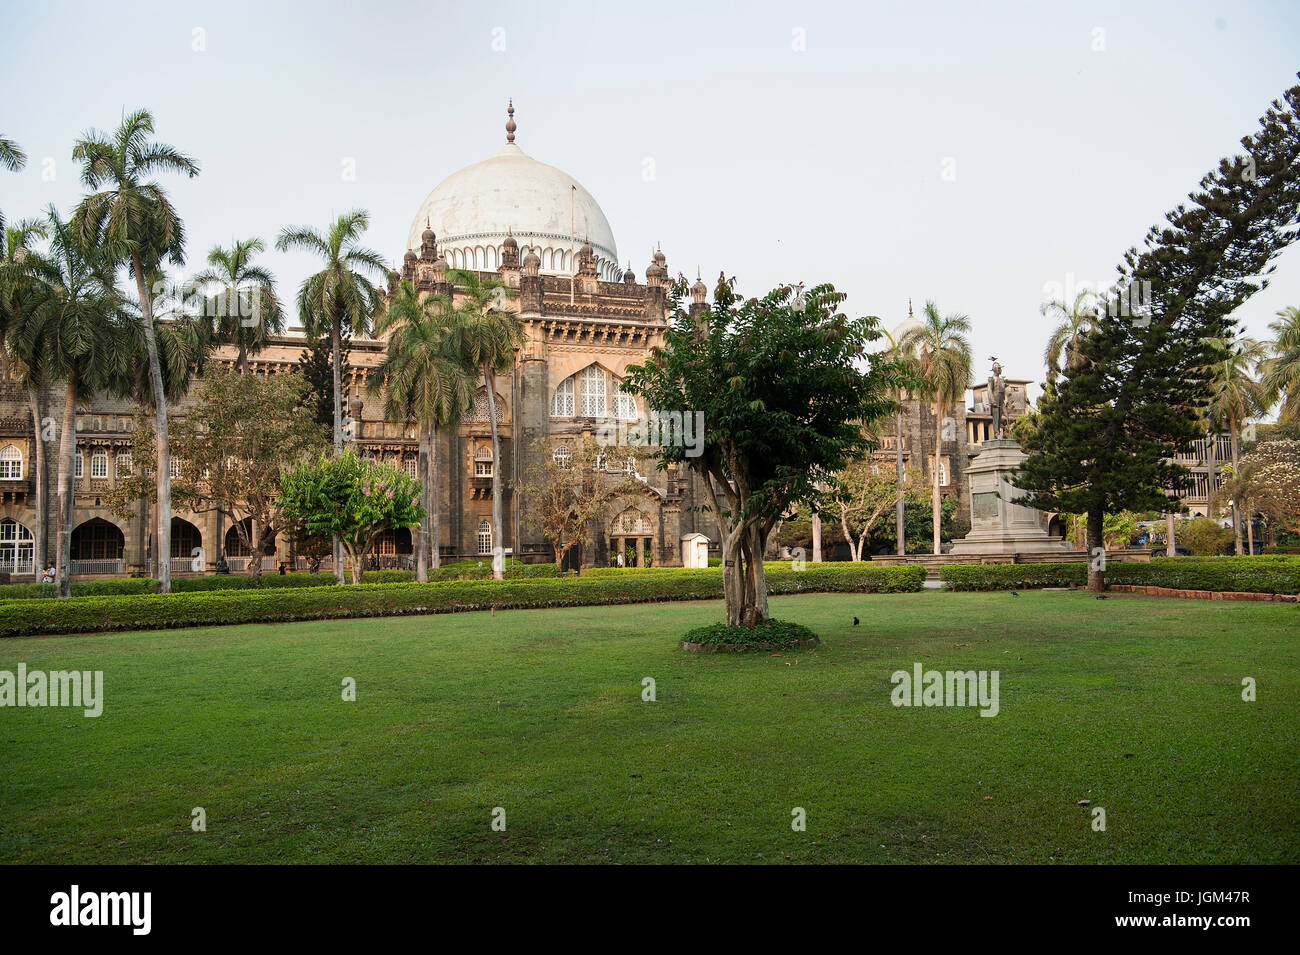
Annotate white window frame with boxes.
[114,452,132,478]
[474,446,494,478]
[612,380,637,421]
[75,452,84,479]
[551,377,575,417]
[552,445,572,469]
[0,445,22,480]
[90,451,109,479]
[477,519,493,555]
[579,365,606,418]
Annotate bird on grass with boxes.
[1010,591,1020,597]
[1095,594,1109,600]
[853,616,860,626]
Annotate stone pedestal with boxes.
[949,439,1074,556]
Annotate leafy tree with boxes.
[73,108,199,594]
[1221,439,1300,538]
[869,495,959,556]
[370,281,474,581]
[522,436,637,573]
[1014,80,1300,590]
[625,275,906,627]
[1041,290,1098,385]
[447,269,524,580]
[299,326,349,438]
[1177,517,1235,556]
[1261,305,1300,424]
[898,300,972,555]
[833,460,928,561]
[110,369,326,582]
[279,449,423,585]
[877,325,919,555]
[191,237,284,373]
[276,211,387,582]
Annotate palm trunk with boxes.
[132,253,170,594]
[1166,511,1176,557]
[27,388,47,573]
[1086,508,1105,592]
[484,365,504,580]
[429,426,440,570]
[895,406,905,556]
[811,511,822,562]
[249,519,262,583]
[55,378,77,598]
[1229,414,1242,556]
[932,400,943,556]
[331,314,345,584]
[416,428,430,583]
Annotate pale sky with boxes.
[2,0,1298,408]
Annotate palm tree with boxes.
[879,324,918,555]
[448,269,524,579]
[72,109,199,593]
[191,238,284,372]
[1041,290,1098,385]
[0,134,27,238]
[371,281,474,581]
[276,211,386,583]
[25,209,125,597]
[1261,306,1300,425]
[1203,333,1269,554]
[1,219,52,574]
[900,300,972,556]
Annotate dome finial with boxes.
[506,99,516,144]
[908,297,913,318]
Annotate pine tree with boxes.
[1014,79,1300,590]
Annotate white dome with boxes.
[407,141,620,281]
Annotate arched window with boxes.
[477,519,492,555]
[612,380,638,421]
[75,453,84,479]
[404,458,418,479]
[474,445,494,477]
[0,518,34,572]
[552,445,572,469]
[551,377,575,417]
[580,365,606,417]
[472,388,504,423]
[0,445,22,480]
[90,452,108,479]
[115,452,132,477]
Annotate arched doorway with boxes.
[370,527,413,569]
[0,518,34,575]
[70,518,125,575]
[170,517,202,573]
[225,518,276,572]
[609,507,654,568]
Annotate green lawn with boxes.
[1,591,1296,864]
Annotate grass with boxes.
[1,590,1296,864]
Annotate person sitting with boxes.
[40,564,56,584]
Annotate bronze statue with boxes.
[988,360,1007,439]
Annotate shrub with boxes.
[1177,518,1235,556]
[0,562,924,638]
[939,557,1300,594]
[681,618,819,650]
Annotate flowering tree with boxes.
[1229,440,1300,537]
[279,449,423,584]
[833,460,928,561]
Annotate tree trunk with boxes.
[249,519,262,583]
[1086,508,1105,592]
[743,524,769,625]
[429,426,440,570]
[1229,413,1242,556]
[932,400,943,556]
[811,511,822,562]
[416,428,430,583]
[895,407,905,556]
[27,388,46,573]
[331,314,345,585]
[55,378,77,598]
[484,364,504,580]
[132,253,171,594]
[1165,511,1176,557]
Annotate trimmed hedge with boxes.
[940,558,1300,594]
[681,618,820,649]
[0,561,561,601]
[0,562,924,638]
